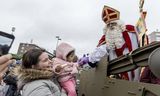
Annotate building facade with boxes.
[17,43,54,58]
[17,43,39,56]
[148,31,160,43]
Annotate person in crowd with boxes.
[12,49,64,96]
[0,54,21,96]
[52,42,79,96]
[140,67,160,84]
[79,5,140,81]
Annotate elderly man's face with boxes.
[107,22,118,30]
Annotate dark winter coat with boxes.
[140,67,160,84]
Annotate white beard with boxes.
[104,25,125,50]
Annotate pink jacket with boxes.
[52,42,79,82]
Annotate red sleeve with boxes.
[97,35,106,47]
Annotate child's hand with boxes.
[54,64,70,74]
[55,65,62,73]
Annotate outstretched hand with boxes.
[78,55,89,67]
[0,54,12,65]
[0,54,14,82]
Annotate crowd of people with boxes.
[0,5,159,96]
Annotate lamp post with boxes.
[11,27,16,35]
[56,36,61,49]
[53,36,61,56]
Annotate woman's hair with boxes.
[22,49,45,68]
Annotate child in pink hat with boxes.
[52,42,79,96]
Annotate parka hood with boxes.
[56,42,75,60]
[12,66,54,89]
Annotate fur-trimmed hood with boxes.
[12,66,54,89]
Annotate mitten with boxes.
[78,56,89,66]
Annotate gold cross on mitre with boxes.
[102,5,120,24]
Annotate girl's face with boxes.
[66,51,78,62]
[34,52,52,69]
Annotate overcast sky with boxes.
[0,0,159,57]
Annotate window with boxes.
[156,36,160,41]
[21,47,24,50]
[21,50,24,53]
[156,33,160,36]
